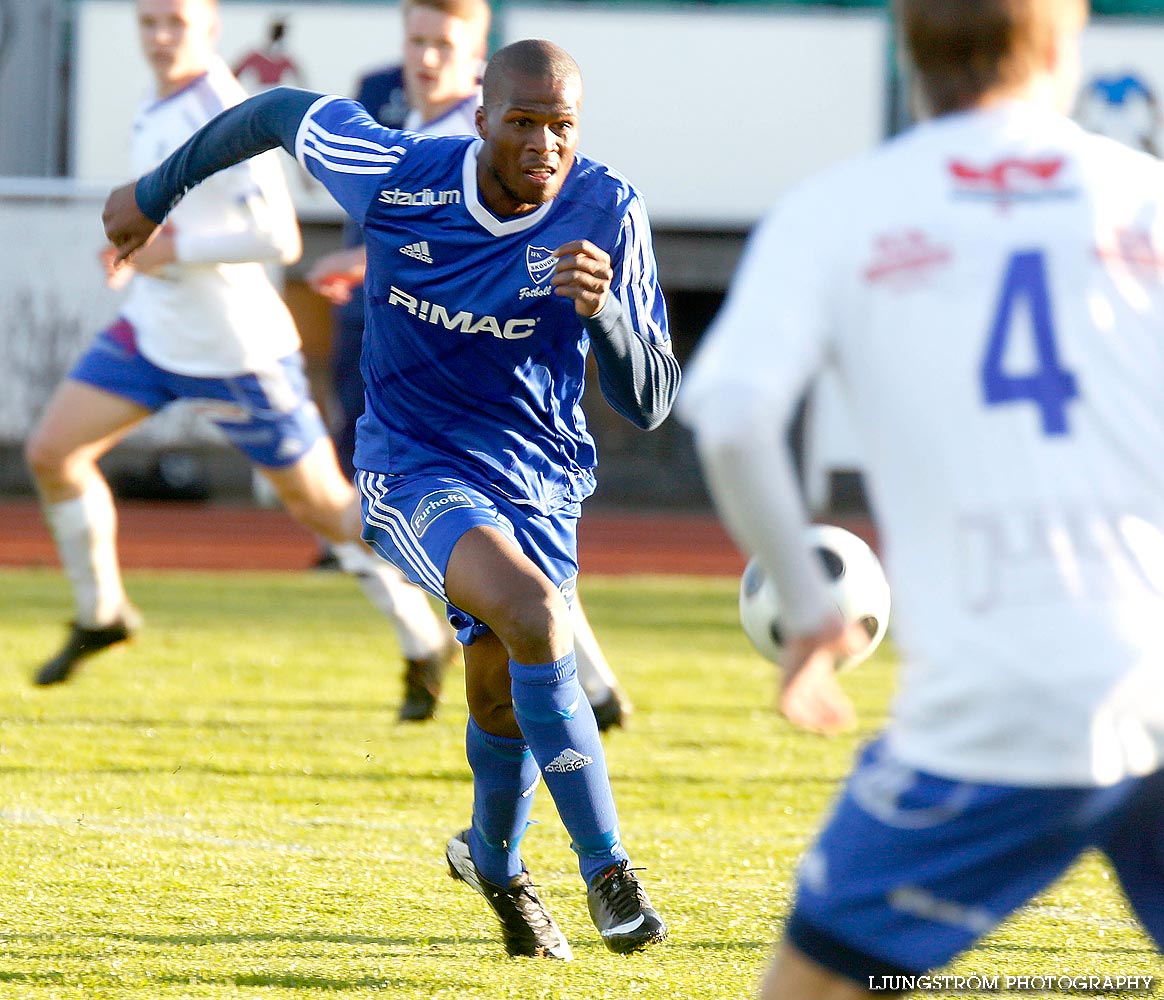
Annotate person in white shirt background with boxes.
[680,0,1164,994]
[24,0,450,693]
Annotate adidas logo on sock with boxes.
[545,748,594,773]
[400,240,434,264]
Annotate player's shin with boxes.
[44,482,129,627]
[510,653,628,882]
[465,718,540,885]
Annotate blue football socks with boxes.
[465,717,539,886]
[510,651,629,884]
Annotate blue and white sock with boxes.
[465,717,539,886]
[510,651,630,884]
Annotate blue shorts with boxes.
[788,738,1164,980]
[69,318,327,468]
[356,471,579,644]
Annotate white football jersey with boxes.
[121,56,301,377]
[682,101,1164,787]
[402,91,480,137]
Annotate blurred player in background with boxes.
[307,0,633,729]
[103,37,679,960]
[681,0,1164,993]
[25,0,451,696]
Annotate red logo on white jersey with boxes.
[948,157,1074,208]
[1095,226,1164,276]
[864,229,952,285]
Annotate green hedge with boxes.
[707,0,1164,10]
[1091,0,1164,11]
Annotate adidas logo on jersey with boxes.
[400,241,434,264]
[544,748,594,774]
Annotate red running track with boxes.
[0,500,875,576]
[0,500,745,575]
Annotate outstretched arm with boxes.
[677,191,859,735]
[103,86,323,262]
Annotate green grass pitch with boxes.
[0,568,1158,998]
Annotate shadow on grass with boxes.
[979,940,1155,959]
[109,930,472,948]
[109,929,772,954]
[0,967,480,992]
[230,972,478,990]
[0,761,470,785]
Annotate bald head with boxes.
[473,38,583,217]
[482,39,582,111]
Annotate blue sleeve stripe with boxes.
[294,94,341,166]
[302,138,403,164]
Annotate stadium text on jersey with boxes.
[378,187,461,206]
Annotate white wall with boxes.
[0,180,237,446]
[70,1,890,227]
[503,5,889,227]
[0,183,121,440]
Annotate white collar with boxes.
[462,140,554,237]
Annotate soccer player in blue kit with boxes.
[104,38,678,960]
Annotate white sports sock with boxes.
[570,600,617,703]
[44,484,128,628]
[333,542,450,660]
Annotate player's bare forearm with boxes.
[129,228,178,273]
[102,181,159,264]
[778,621,862,736]
[307,247,367,304]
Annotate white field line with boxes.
[0,807,420,862]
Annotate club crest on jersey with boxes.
[411,488,473,537]
[526,245,556,285]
